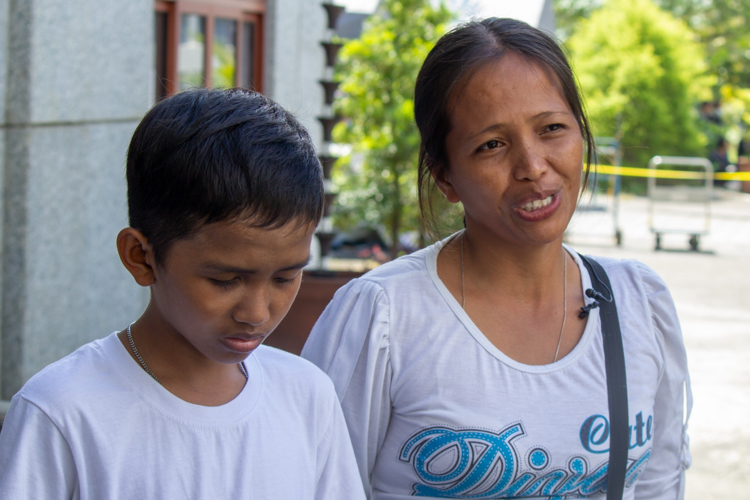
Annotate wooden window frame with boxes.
[155,0,264,97]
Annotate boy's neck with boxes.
[118,310,249,406]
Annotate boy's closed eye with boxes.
[210,277,241,289]
[208,271,302,289]
[273,275,299,286]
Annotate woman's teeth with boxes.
[521,195,553,212]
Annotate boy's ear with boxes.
[117,228,156,287]
[433,168,461,204]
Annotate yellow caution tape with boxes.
[593,164,750,181]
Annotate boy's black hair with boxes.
[126,88,323,264]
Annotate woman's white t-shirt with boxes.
[302,241,691,500]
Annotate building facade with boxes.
[0,0,328,404]
[0,0,555,409]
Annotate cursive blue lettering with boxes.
[580,414,610,454]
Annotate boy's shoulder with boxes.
[253,344,335,391]
[14,333,122,413]
[251,345,343,411]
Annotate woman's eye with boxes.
[479,140,501,151]
[546,123,564,132]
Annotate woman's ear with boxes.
[432,167,461,204]
[117,228,156,287]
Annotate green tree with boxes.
[655,0,750,89]
[568,0,713,190]
[331,0,453,255]
[553,0,603,40]
[655,0,750,153]
[558,0,750,89]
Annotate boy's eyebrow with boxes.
[202,256,311,274]
[278,257,311,272]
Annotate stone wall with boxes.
[264,0,327,148]
[0,0,327,403]
[0,0,153,399]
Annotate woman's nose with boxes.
[512,140,548,181]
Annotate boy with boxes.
[0,89,366,499]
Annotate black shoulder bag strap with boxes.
[578,254,629,500]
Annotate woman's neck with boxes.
[460,227,567,302]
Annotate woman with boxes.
[302,18,691,499]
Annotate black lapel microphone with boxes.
[579,286,614,318]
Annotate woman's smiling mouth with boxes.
[520,195,554,212]
[515,191,562,222]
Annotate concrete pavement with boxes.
[568,190,750,499]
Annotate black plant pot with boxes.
[321,42,343,67]
[318,154,338,179]
[323,192,337,217]
[319,80,341,105]
[316,231,337,256]
[318,116,343,142]
[322,3,346,30]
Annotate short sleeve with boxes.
[632,263,692,500]
[0,395,79,499]
[301,278,392,498]
[314,388,367,500]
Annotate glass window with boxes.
[242,21,256,89]
[158,3,263,97]
[155,11,169,100]
[178,14,206,90]
[212,19,237,88]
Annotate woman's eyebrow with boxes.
[468,110,571,140]
[532,110,569,120]
[469,123,507,140]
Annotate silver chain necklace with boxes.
[126,324,248,385]
[459,232,568,363]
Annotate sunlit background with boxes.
[0,0,747,496]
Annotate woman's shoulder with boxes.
[578,254,669,298]
[357,244,435,285]
[579,254,679,339]
[329,244,438,304]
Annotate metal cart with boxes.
[568,137,623,245]
[647,156,712,251]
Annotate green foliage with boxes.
[559,0,750,90]
[656,0,750,155]
[212,41,236,89]
[718,83,750,160]
[553,0,604,40]
[655,0,750,90]
[568,0,713,191]
[331,0,454,253]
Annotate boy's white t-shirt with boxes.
[302,241,692,500]
[0,333,366,500]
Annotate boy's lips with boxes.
[222,333,266,353]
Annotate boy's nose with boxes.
[233,290,270,327]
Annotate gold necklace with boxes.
[459,232,568,363]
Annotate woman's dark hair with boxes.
[414,18,595,231]
[127,88,323,264]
